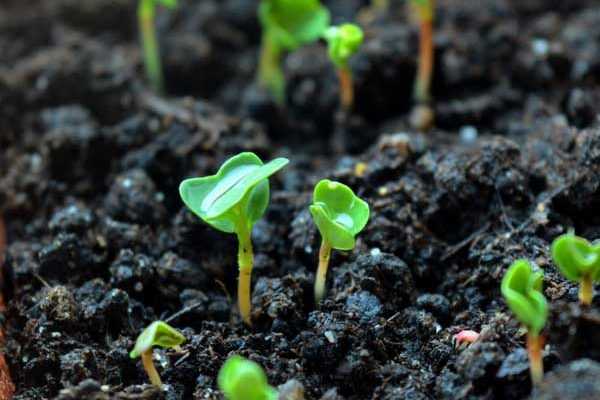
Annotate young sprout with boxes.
[130,321,185,387]
[309,179,369,303]
[323,24,364,112]
[218,356,278,400]
[258,0,330,104]
[551,232,600,306]
[409,0,435,130]
[138,0,178,93]
[179,152,289,325]
[501,259,548,386]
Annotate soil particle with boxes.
[534,359,600,400]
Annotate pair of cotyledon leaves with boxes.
[218,356,277,400]
[179,152,369,250]
[130,321,185,359]
[551,233,600,283]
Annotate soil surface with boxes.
[2,0,600,399]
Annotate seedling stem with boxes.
[141,349,162,387]
[138,0,165,93]
[415,15,433,104]
[580,274,593,305]
[314,239,332,304]
[236,215,254,325]
[527,333,544,386]
[258,33,285,104]
[337,67,354,112]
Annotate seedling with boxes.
[258,0,330,103]
[501,259,548,386]
[179,152,289,325]
[309,179,369,303]
[218,356,278,400]
[130,321,185,387]
[138,0,177,93]
[551,232,600,305]
[323,24,364,111]
[409,0,435,130]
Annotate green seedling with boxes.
[409,0,435,131]
[179,152,289,325]
[138,0,177,93]
[323,23,364,111]
[130,321,185,387]
[551,232,600,306]
[309,179,369,303]
[501,259,548,386]
[218,356,278,400]
[258,0,330,104]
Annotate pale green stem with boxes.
[258,32,284,104]
[138,0,165,93]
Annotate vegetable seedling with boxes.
[409,0,435,130]
[551,232,600,305]
[138,0,177,93]
[323,24,364,111]
[258,0,330,104]
[501,259,548,386]
[218,356,278,400]
[130,321,185,387]
[179,152,289,325]
[309,179,369,303]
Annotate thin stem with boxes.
[414,18,434,104]
[314,239,332,304]
[138,0,164,93]
[527,333,544,386]
[337,66,354,112]
[237,224,254,326]
[580,274,594,306]
[141,350,162,387]
[258,32,284,104]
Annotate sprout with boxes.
[409,0,435,131]
[130,321,185,387]
[179,152,289,325]
[551,232,600,305]
[258,0,330,104]
[323,24,364,111]
[309,179,369,303]
[218,356,278,400]
[501,259,548,386]
[138,0,178,93]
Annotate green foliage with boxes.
[218,356,278,400]
[551,233,600,283]
[139,0,178,17]
[259,0,330,51]
[179,152,289,235]
[130,321,185,359]
[501,260,548,335]
[309,179,369,250]
[323,23,364,69]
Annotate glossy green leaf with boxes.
[324,24,364,68]
[129,321,185,359]
[179,152,289,234]
[218,356,278,400]
[551,233,600,282]
[259,0,331,50]
[501,259,548,335]
[309,179,369,250]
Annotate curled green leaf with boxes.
[130,321,185,359]
[324,23,364,69]
[218,356,278,400]
[551,233,600,282]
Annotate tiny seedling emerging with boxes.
[138,0,178,93]
[218,356,278,400]
[309,179,369,303]
[130,321,185,387]
[179,152,289,325]
[258,0,330,103]
[409,0,435,131]
[551,232,600,305]
[324,24,364,111]
[501,259,548,386]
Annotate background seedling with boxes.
[218,355,278,400]
[501,259,548,386]
[179,152,289,325]
[323,23,364,111]
[409,0,435,130]
[551,232,600,305]
[130,321,185,387]
[258,0,330,104]
[309,179,369,303]
[138,0,177,93]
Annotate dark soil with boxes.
[3,0,600,399]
